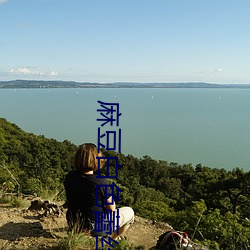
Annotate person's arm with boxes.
[105,196,116,211]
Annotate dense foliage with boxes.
[0,118,77,197]
[0,117,249,249]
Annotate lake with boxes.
[0,88,250,171]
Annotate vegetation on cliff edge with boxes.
[0,117,249,249]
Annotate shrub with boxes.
[133,201,173,222]
[0,195,12,204]
[57,231,95,250]
[10,196,29,208]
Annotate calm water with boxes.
[0,88,250,171]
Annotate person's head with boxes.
[73,143,105,172]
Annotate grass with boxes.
[0,194,29,208]
[56,219,95,250]
[10,196,30,208]
[0,195,11,204]
[57,229,95,250]
[56,228,146,250]
[39,188,65,203]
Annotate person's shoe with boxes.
[116,235,127,241]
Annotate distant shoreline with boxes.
[1,80,250,89]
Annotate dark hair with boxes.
[73,143,105,172]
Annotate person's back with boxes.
[64,143,134,238]
[64,170,106,229]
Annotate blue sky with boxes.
[1,0,250,84]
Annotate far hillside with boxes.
[1,80,250,88]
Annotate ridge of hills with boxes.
[1,80,250,88]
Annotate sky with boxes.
[1,0,250,84]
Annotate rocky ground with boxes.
[0,198,174,250]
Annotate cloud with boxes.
[9,67,58,77]
[50,70,58,76]
[214,68,223,73]
[0,0,8,5]
[10,68,32,75]
[198,68,224,75]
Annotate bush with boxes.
[57,231,95,250]
[10,196,29,208]
[0,195,12,204]
[133,201,173,222]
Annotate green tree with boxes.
[134,200,173,221]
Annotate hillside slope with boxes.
[0,200,173,250]
[1,117,250,249]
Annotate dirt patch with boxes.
[125,216,173,248]
[0,205,62,249]
[0,201,172,249]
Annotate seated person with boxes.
[64,143,134,239]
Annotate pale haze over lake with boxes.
[0,88,250,171]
